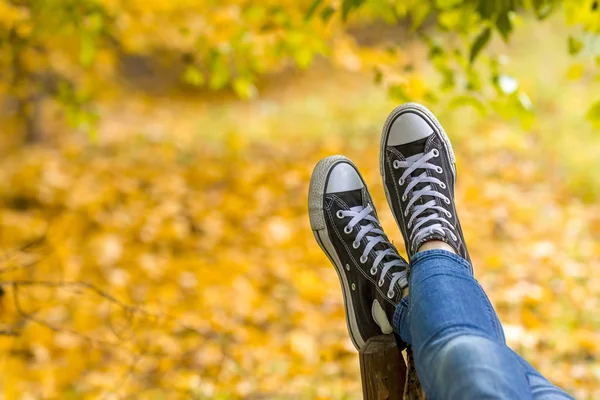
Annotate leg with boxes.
[381,103,573,400]
[394,250,572,400]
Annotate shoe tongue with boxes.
[393,136,430,158]
[330,188,365,208]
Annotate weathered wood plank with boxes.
[359,334,407,400]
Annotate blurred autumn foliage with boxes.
[1,1,600,399]
[2,0,600,142]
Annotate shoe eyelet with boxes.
[352,283,356,291]
[439,182,446,189]
[378,279,384,287]
[451,232,458,241]
[444,198,451,204]
[360,255,368,264]
[352,241,360,249]
[345,263,350,271]
[398,178,405,186]
[446,211,452,218]
[404,209,409,217]
[387,290,395,298]
[336,210,344,219]
[402,194,407,201]
[370,266,377,275]
[407,221,412,228]
[393,160,401,169]
[432,149,439,157]
[344,226,352,234]
[436,166,443,174]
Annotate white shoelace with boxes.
[393,149,457,252]
[337,204,408,298]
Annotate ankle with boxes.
[417,240,456,255]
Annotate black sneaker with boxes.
[380,103,471,269]
[308,155,409,350]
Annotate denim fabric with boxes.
[394,250,573,400]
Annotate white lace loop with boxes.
[339,204,407,296]
[393,150,455,251]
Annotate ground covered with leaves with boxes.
[1,48,600,400]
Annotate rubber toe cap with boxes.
[326,162,364,193]
[387,112,434,146]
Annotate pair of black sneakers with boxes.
[308,103,471,350]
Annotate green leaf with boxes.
[568,36,583,55]
[428,41,444,59]
[438,9,463,29]
[469,27,491,64]
[293,48,314,69]
[449,95,487,115]
[532,0,554,19]
[79,35,96,67]
[435,0,462,9]
[566,63,584,80]
[373,68,383,84]
[411,3,431,30]
[209,67,230,90]
[86,13,104,33]
[440,68,455,91]
[233,77,258,99]
[388,84,409,102]
[586,101,600,127]
[341,0,365,22]
[476,0,494,19]
[305,0,323,20]
[320,6,336,22]
[496,13,512,42]
[209,52,230,90]
[183,66,204,86]
[466,68,482,91]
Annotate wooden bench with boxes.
[359,334,425,400]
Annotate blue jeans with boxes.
[393,250,573,400]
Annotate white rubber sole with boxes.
[308,155,366,350]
